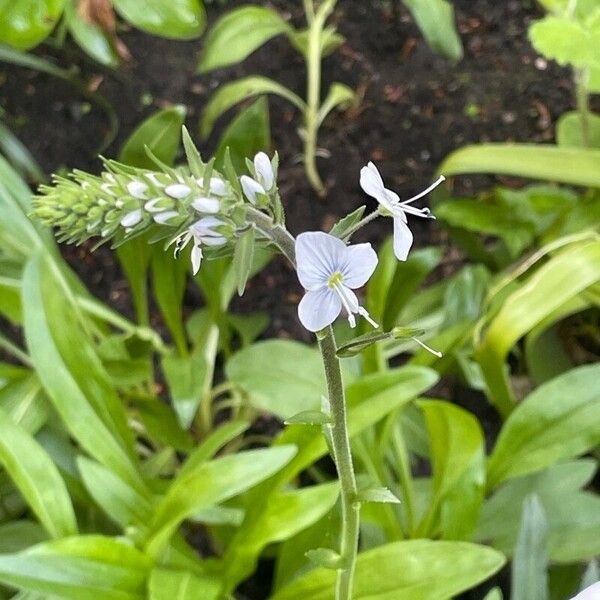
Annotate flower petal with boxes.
[191,243,203,275]
[298,288,342,332]
[165,184,192,199]
[341,243,378,288]
[120,209,142,227]
[192,197,220,213]
[254,152,274,190]
[393,216,413,261]
[209,177,227,196]
[240,176,265,204]
[359,162,385,199]
[153,211,179,225]
[571,583,600,600]
[127,181,148,199]
[296,231,348,291]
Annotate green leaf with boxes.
[198,6,291,73]
[357,486,401,504]
[0,120,44,183]
[317,82,356,125]
[483,589,503,600]
[556,111,600,148]
[0,374,49,434]
[0,536,150,599]
[233,226,255,296]
[148,568,220,600]
[418,400,485,539]
[22,255,142,491]
[511,496,549,600]
[487,365,600,488]
[329,206,366,239]
[112,0,205,39]
[305,548,342,570]
[215,97,271,173]
[77,458,152,529]
[145,445,297,556]
[64,0,118,67]
[226,340,333,419]
[0,521,46,554]
[200,76,306,139]
[284,410,331,425]
[270,539,505,600]
[529,16,600,69]
[0,0,65,50]
[0,408,76,539]
[476,239,600,415]
[438,144,600,188]
[402,0,463,61]
[119,106,186,169]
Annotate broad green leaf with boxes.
[487,365,600,487]
[64,0,118,67]
[0,521,46,554]
[0,536,150,599]
[200,76,306,139]
[112,0,205,39]
[556,111,600,148]
[198,6,291,73]
[119,106,186,169]
[438,144,600,188]
[215,97,271,173]
[0,409,76,539]
[221,367,438,592]
[476,239,600,415]
[529,16,600,69]
[148,568,220,600]
[77,458,153,529]
[22,255,142,491]
[226,340,331,419]
[418,400,485,539]
[317,82,356,125]
[512,496,549,600]
[0,0,65,50]
[402,0,463,61]
[270,539,505,600]
[0,374,49,434]
[145,445,297,556]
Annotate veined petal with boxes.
[192,197,220,213]
[359,162,385,197]
[342,243,378,288]
[240,176,265,204]
[254,152,274,190]
[296,231,348,291]
[298,288,342,332]
[393,216,413,261]
[570,583,600,600]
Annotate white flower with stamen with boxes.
[240,152,275,204]
[570,583,600,600]
[360,162,445,261]
[169,216,227,275]
[296,231,379,332]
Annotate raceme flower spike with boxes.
[360,161,445,261]
[296,231,379,332]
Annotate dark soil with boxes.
[0,1,577,598]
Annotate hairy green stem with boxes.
[304,0,337,196]
[575,68,591,148]
[318,327,359,600]
[245,207,296,265]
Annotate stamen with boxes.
[412,337,443,358]
[401,175,446,206]
[358,307,379,328]
[333,283,358,328]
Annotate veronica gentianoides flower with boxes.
[169,216,228,275]
[296,231,379,332]
[240,152,275,204]
[360,162,445,261]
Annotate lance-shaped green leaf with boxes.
[317,83,356,126]
[145,445,297,556]
[557,111,600,148]
[112,0,205,39]
[198,6,292,73]
[487,364,600,488]
[200,76,306,139]
[148,568,220,600]
[438,144,600,188]
[0,408,76,539]
[0,535,150,599]
[233,226,255,296]
[270,539,505,600]
[329,206,366,239]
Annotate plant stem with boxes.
[303,0,315,23]
[342,209,381,240]
[318,326,359,600]
[304,0,337,196]
[575,68,591,148]
[245,207,296,265]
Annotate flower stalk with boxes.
[318,326,360,600]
